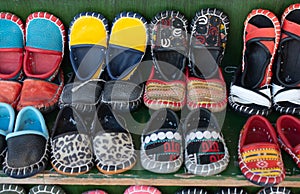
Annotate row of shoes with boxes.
[0,184,66,194]
[0,12,65,113]
[229,4,300,116]
[57,8,229,114]
[0,184,294,194]
[238,114,300,186]
[0,103,230,178]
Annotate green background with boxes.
[0,0,300,193]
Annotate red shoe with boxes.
[229,9,280,116]
[23,12,65,81]
[276,115,300,168]
[238,115,285,186]
[272,4,300,115]
[0,12,24,108]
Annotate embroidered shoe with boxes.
[272,4,300,115]
[276,114,300,168]
[140,108,183,173]
[229,9,280,116]
[187,8,229,112]
[143,10,188,111]
[184,108,229,176]
[238,115,285,186]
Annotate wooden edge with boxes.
[0,172,300,187]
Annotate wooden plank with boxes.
[0,172,300,187]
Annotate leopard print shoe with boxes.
[50,106,94,175]
[92,103,137,174]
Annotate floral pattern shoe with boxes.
[238,115,285,186]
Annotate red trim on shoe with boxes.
[276,115,300,168]
[242,9,280,87]
[143,66,186,111]
[238,115,285,186]
[186,68,227,112]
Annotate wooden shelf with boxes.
[1,171,300,187]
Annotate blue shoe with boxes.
[3,106,49,178]
[0,103,14,162]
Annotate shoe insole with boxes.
[190,47,219,78]
[24,51,61,75]
[243,15,274,88]
[0,52,22,75]
[71,45,104,80]
[280,40,300,85]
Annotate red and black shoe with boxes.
[272,4,300,115]
[229,9,280,116]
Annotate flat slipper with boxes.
[276,114,300,168]
[24,12,65,81]
[0,184,26,194]
[257,186,292,194]
[272,4,300,115]
[106,12,147,80]
[3,106,49,178]
[229,9,280,116]
[141,108,183,173]
[50,106,94,175]
[69,12,109,81]
[123,185,161,194]
[187,8,229,112]
[238,115,285,186]
[151,10,188,81]
[184,108,229,176]
[0,12,24,81]
[92,103,136,174]
[16,70,64,113]
[0,103,14,163]
[29,185,66,194]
